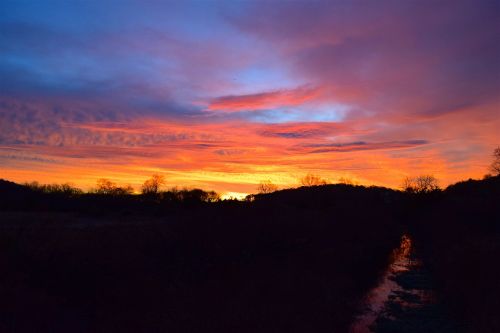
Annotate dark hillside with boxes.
[0,178,498,332]
[0,182,403,333]
[411,175,500,333]
[0,179,39,210]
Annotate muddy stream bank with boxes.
[349,235,462,333]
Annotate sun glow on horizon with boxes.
[220,192,249,201]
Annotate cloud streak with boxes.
[208,86,321,112]
[300,140,429,154]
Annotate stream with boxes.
[349,234,462,333]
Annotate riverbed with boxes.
[349,234,462,333]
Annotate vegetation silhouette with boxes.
[490,146,500,175]
[0,171,498,333]
[141,174,165,195]
[408,175,500,333]
[300,173,328,186]
[25,181,83,196]
[402,174,440,194]
[257,179,278,194]
[337,177,356,185]
[94,178,134,195]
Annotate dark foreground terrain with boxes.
[0,177,498,332]
[411,177,500,333]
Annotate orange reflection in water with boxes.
[349,234,413,333]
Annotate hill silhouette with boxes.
[0,176,498,332]
[410,175,500,332]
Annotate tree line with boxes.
[24,174,220,203]
[21,146,500,197]
[256,146,500,194]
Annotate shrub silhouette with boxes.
[490,146,500,175]
[300,173,328,186]
[163,188,220,203]
[25,181,82,196]
[337,177,355,185]
[257,180,278,193]
[141,174,165,195]
[94,178,134,195]
[402,175,440,194]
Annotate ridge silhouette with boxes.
[0,176,498,332]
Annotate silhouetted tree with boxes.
[95,178,133,195]
[402,177,414,193]
[338,177,354,185]
[415,175,440,193]
[490,147,500,175]
[203,190,220,202]
[300,173,327,186]
[96,179,117,194]
[117,185,134,195]
[141,174,165,195]
[257,180,278,194]
[178,189,220,203]
[402,175,440,194]
[245,194,256,202]
[58,183,83,195]
[25,181,82,195]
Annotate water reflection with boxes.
[350,234,461,333]
[349,234,413,333]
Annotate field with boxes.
[0,178,498,332]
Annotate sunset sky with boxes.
[1,0,499,196]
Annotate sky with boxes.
[1,0,499,196]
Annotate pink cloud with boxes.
[208,86,322,112]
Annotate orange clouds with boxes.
[1,94,499,196]
[1,108,497,196]
[208,86,322,112]
[1,0,499,198]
